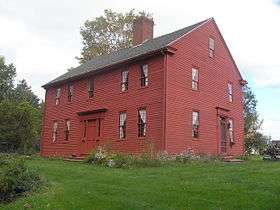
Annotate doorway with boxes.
[80,119,99,155]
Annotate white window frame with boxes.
[228,82,233,102]
[192,68,199,90]
[192,111,199,138]
[119,112,127,139]
[138,108,147,137]
[209,37,215,58]
[121,70,129,92]
[228,119,234,143]
[52,121,58,142]
[55,88,61,105]
[140,64,148,87]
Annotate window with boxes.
[140,64,148,87]
[228,119,234,143]
[88,78,94,98]
[52,121,58,142]
[209,37,215,58]
[192,68,199,90]
[121,70,129,92]
[228,83,233,102]
[55,88,61,105]
[67,84,73,102]
[138,108,147,137]
[192,111,199,138]
[64,119,70,141]
[119,112,127,139]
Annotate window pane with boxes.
[68,85,73,101]
[228,83,233,94]
[141,65,148,87]
[139,109,146,123]
[66,120,70,130]
[119,112,126,139]
[228,83,233,102]
[56,88,61,98]
[121,70,129,91]
[192,112,199,125]
[209,38,215,50]
[88,79,94,98]
[138,108,147,137]
[142,65,148,77]
[53,121,58,142]
[192,68,198,81]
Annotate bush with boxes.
[0,154,41,203]
[175,148,199,163]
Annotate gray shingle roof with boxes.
[43,18,210,88]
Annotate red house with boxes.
[41,17,246,158]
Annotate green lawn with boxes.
[1,158,280,210]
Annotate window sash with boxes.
[52,122,58,142]
[119,112,127,139]
[192,112,199,138]
[140,65,148,87]
[192,112,199,125]
[56,88,61,98]
[228,83,233,102]
[88,79,94,98]
[138,109,147,137]
[121,71,129,91]
[228,119,234,142]
[192,68,198,90]
[209,38,215,50]
[67,85,73,101]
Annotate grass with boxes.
[1,157,280,210]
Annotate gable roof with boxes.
[43,18,211,88]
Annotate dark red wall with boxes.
[165,19,244,156]
[41,19,244,157]
[41,56,165,157]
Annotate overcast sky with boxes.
[0,0,279,139]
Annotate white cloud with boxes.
[262,118,280,140]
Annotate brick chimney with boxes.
[133,17,154,46]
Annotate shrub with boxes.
[84,148,107,165]
[175,148,198,163]
[110,153,133,168]
[0,154,41,203]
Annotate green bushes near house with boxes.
[0,154,41,203]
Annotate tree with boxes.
[77,9,152,63]
[0,101,41,153]
[13,79,40,109]
[243,85,270,154]
[0,56,42,153]
[0,56,16,101]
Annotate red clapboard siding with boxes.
[41,56,165,157]
[165,19,244,156]
[41,19,244,158]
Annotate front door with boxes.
[80,119,97,155]
[220,117,227,154]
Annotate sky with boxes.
[0,0,279,139]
